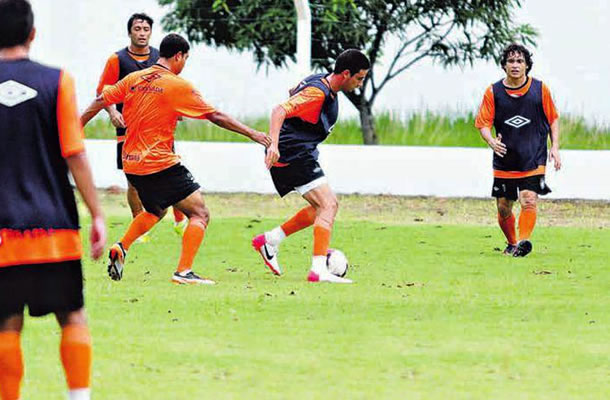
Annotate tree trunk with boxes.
[358,101,378,144]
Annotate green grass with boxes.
[19,194,610,399]
[85,111,610,149]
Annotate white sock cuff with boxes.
[265,227,286,246]
[68,388,91,400]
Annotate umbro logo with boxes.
[504,115,531,128]
[0,80,38,107]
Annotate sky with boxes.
[28,0,610,125]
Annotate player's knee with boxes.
[56,308,87,328]
[521,199,537,211]
[192,206,210,226]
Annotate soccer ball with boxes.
[326,249,348,277]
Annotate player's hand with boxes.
[549,145,562,170]
[265,144,280,169]
[90,215,106,260]
[251,131,271,148]
[490,133,507,157]
[109,110,126,129]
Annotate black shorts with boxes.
[117,140,124,170]
[126,163,200,213]
[0,260,84,320]
[492,174,552,201]
[270,158,325,197]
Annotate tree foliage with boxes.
[159,0,537,143]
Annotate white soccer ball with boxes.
[326,249,348,277]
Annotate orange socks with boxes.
[120,212,159,250]
[497,213,517,245]
[173,208,186,223]
[60,325,92,391]
[177,220,206,273]
[313,225,331,256]
[0,331,23,400]
[281,206,316,236]
[518,206,537,241]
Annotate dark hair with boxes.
[159,34,190,58]
[333,49,371,75]
[0,0,34,49]
[127,13,154,34]
[500,43,533,74]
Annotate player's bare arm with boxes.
[479,127,507,157]
[548,119,561,170]
[66,152,106,259]
[80,96,107,127]
[206,110,271,147]
[265,105,286,169]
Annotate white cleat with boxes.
[252,234,282,275]
[307,269,352,283]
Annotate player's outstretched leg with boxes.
[252,205,316,275]
[108,212,160,280]
[514,191,537,257]
[172,191,215,285]
[303,185,352,283]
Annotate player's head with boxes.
[0,0,35,50]
[333,49,370,92]
[159,33,190,74]
[500,43,533,79]
[127,13,153,49]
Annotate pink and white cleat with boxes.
[252,234,282,275]
[307,269,352,283]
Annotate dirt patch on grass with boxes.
[94,190,610,228]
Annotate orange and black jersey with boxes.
[97,47,159,138]
[277,73,339,164]
[0,59,85,267]
[475,77,559,178]
[102,64,216,175]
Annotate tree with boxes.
[159,0,537,144]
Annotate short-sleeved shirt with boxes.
[102,64,216,175]
[475,76,559,178]
[0,61,84,268]
[96,52,154,95]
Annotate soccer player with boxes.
[81,33,270,285]
[0,1,106,399]
[252,49,370,283]
[96,12,187,233]
[475,43,561,257]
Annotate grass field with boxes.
[85,111,610,149]
[20,193,610,399]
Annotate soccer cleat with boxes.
[173,218,188,236]
[513,240,533,257]
[108,242,127,281]
[503,243,517,256]
[252,234,282,275]
[171,270,216,285]
[307,269,353,284]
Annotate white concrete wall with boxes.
[85,140,610,200]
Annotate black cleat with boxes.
[513,240,533,257]
[172,270,216,285]
[503,243,517,256]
